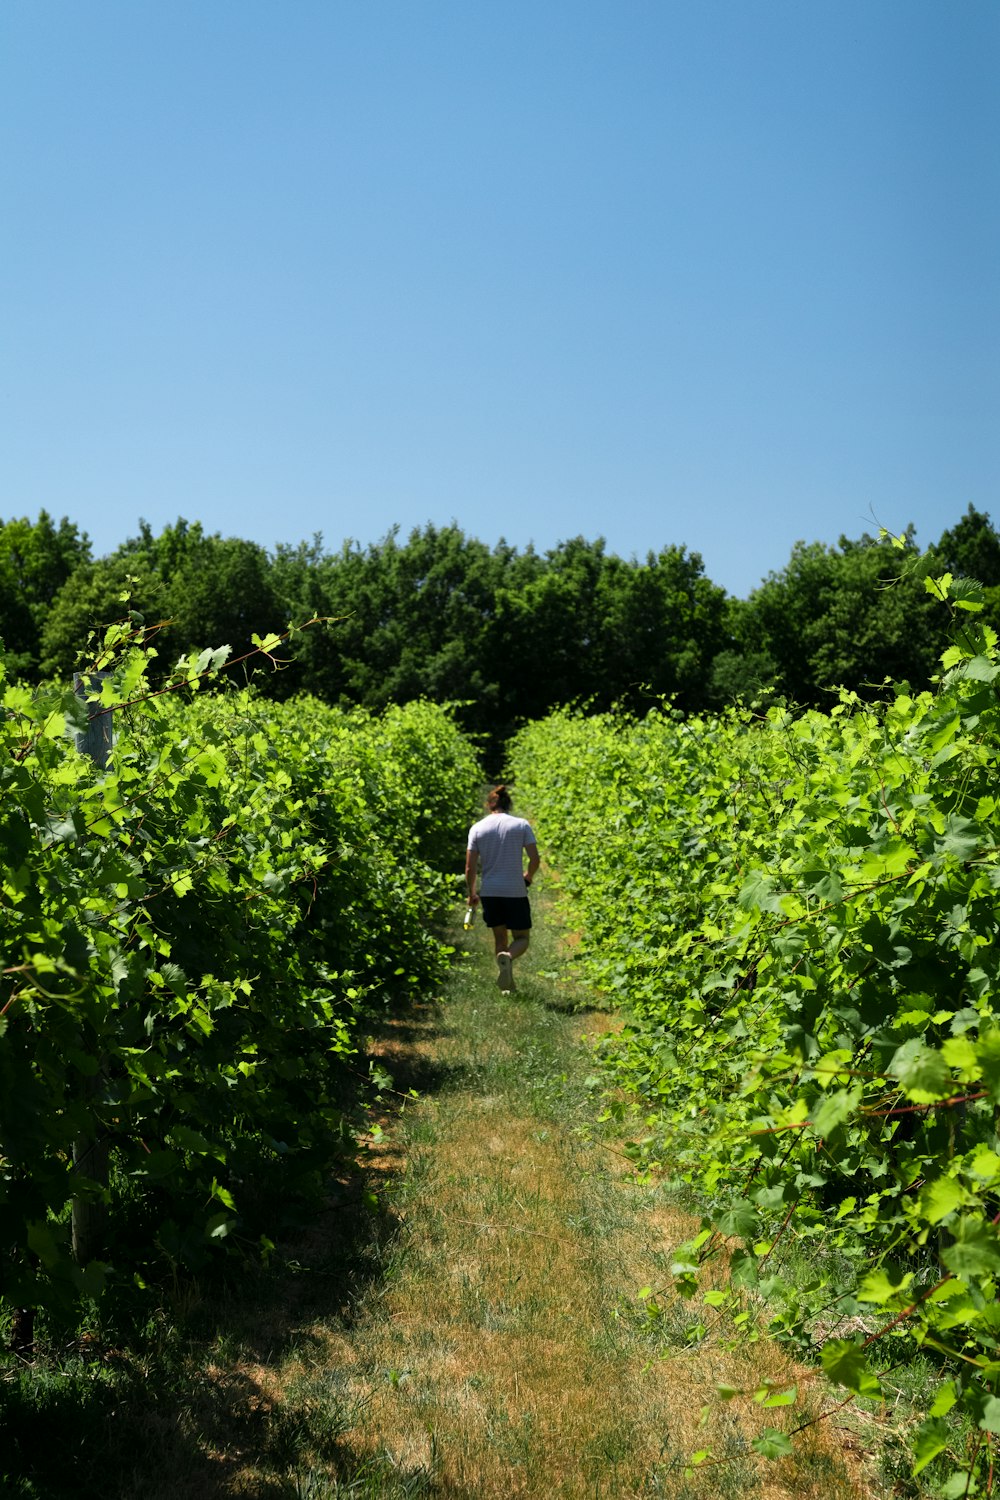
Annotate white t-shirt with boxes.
[467,811,537,897]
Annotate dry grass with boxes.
[214,949,878,1499]
[92,911,887,1499]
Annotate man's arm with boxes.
[524,842,540,886]
[465,847,480,904]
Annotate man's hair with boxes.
[486,783,513,812]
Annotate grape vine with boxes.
[1,633,479,1331]
[510,574,1000,1492]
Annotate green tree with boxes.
[592,545,728,713]
[289,525,509,728]
[39,552,165,679]
[932,505,1000,585]
[930,507,1000,638]
[40,520,282,683]
[492,537,606,736]
[0,512,91,676]
[721,531,945,707]
[166,534,284,672]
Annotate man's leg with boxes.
[491,926,515,991]
[507,929,530,961]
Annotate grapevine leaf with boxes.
[938,816,981,861]
[929,1381,959,1418]
[974,1030,1000,1101]
[72,1260,108,1298]
[810,1085,861,1137]
[27,1221,61,1269]
[205,1212,235,1239]
[716,1200,759,1238]
[917,1177,967,1225]
[859,837,915,881]
[737,871,784,914]
[961,655,999,681]
[888,1039,951,1101]
[911,1417,951,1474]
[751,1429,794,1459]
[820,1340,881,1399]
[759,1386,797,1408]
[167,1125,222,1158]
[940,1475,979,1500]
[251,632,283,653]
[967,1145,1000,1184]
[804,868,843,903]
[940,1217,1000,1278]
[161,963,189,998]
[856,1267,913,1305]
[940,1035,979,1078]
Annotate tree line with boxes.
[1,506,998,763]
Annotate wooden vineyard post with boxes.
[73,670,114,769]
[70,671,114,1267]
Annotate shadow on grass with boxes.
[0,996,461,1500]
[537,989,609,1017]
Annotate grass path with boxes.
[46,905,885,1498]
[205,906,877,1499]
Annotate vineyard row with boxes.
[1,635,480,1334]
[510,576,1000,1492]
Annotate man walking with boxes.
[465,784,540,992]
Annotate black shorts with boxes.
[480,895,532,931]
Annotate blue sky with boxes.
[2,1,997,598]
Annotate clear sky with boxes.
[2,1,997,598]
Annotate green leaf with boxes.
[938,815,981,862]
[751,1429,794,1459]
[940,1035,979,1078]
[211,1180,237,1212]
[716,1200,759,1238]
[27,1220,62,1269]
[167,1125,221,1158]
[820,1339,881,1399]
[804,868,844,904]
[976,1029,1000,1102]
[161,962,189,998]
[911,1417,951,1475]
[204,1212,235,1239]
[929,1380,958,1418]
[856,1267,913,1305]
[918,1176,967,1225]
[961,655,998,680]
[758,1386,797,1408]
[888,1039,952,1102]
[940,1475,980,1500]
[810,1085,861,1137]
[72,1259,108,1298]
[737,870,784,914]
[940,1217,1000,1279]
[251,631,283,653]
[859,837,915,881]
